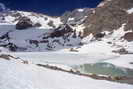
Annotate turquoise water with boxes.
[72,62,133,77]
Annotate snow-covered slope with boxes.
[0,55,133,89]
[0,0,132,62]
[0,1,133,89]
[0,10,84,52]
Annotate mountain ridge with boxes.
[0,0,133,54]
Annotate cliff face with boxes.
[83,0,133,36]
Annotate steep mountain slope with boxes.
[84,0,133,34]
[0,0,133,54]
[0,10,84,52]
[59,0,133,54]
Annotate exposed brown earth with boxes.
[83,0,133,37]
[123,32,133,41]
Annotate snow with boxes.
[112,24,130,39]
[97,2,106,7]
[3,11,128,53]
[77,9,84,12]
[126,42,133,52]
[79,24,131,55]
[47,63,73,71]
[0,6,133,89]
[3,11,62,29]
[0,11,66,52]
[103,23,129,41]
[97,0,112,7]
[9,28,50,47]
[75,24,85,32]
[4,16,16,24]
[6,52,118,65]
[0,58,133,89]
[127,8,133,14]
[104,54,133,69]
[19,11,62,29]
[0,47,9,52]
[68,18,74,21]
[78,41,115,54]
[82,33,94,43]
[0,9,133,89]
[0,24,15,36]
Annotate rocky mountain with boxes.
[61,0,133,54]
[83,0,133,36]
[0,1,133,89]
[0,0,133,53]
[0,10,82,52]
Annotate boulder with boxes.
[16,17,33,30]
[34,23,41,27]
[50,24,73,38]
[94,33,105,39]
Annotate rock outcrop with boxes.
[50,24,73,38]
[16,17,33,30]
[83,0,133,36]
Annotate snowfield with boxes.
[8,52,119,65]
[127,8,133,14]
[0,23,133,89]
[104,54,133,69]
[0,58,133,89]
[0,3,133,89]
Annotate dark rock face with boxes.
[50,24,73,38]
[125,13,133,31]
[123,32,133,41]
[112,48,129,54]
[83,0,133,37]
[47,20,55,28]
[8,43,18,52]
[16,17,33,30]
[94,33,105,39]
[34,23,41,27]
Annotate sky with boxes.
[0,0,103,16]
